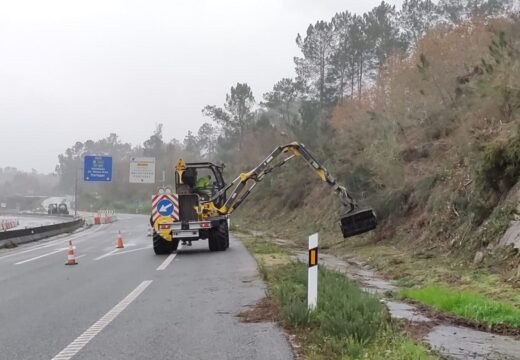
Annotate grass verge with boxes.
[398,286,520,328]
[237,232,438,360]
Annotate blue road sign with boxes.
[84,156,113,182]
[157,199,174,216]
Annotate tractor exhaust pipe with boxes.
[340,208,377,238]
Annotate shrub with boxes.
[477,134,520,195]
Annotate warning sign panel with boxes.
[129,157,155,184]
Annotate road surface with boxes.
[0,214,293,360]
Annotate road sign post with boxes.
[308,233,318,310]
[84,156,113,182]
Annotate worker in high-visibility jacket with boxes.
[194,175,212,198]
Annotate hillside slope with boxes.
[234,16,520,285]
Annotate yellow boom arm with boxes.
[203,142,357,216]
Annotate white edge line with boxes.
[156,246,182,271]
[51,280,152,360]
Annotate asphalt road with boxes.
[0,214,293,360]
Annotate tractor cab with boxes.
[175,160,227,215]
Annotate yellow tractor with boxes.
[150,142,377,254]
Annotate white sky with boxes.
[0,0,403,173]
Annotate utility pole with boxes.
[74,165,78,217]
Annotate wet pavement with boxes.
[427,325,520,359]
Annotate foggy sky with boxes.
[0,0,403,173]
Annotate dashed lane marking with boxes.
[51,280,152,360]
[112,246,152,256]
[156,245,183,271]
[94,245,151,261]
[93,249,118,261]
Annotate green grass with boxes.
[270,261,432,358]
[271,262,384,344]
[236,232,438,359]
[399,286,520,327]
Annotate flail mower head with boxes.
[340,208,377,238]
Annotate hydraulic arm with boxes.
[200,142,377,238]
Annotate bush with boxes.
[372,185,415,221]
[344,165,377,194]
[477,134,520,195]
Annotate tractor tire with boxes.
[171,238,179,252]
[208,220,228,252]
[153,233,178,255]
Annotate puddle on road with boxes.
[293,250,520,360]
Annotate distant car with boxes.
[58,203,69,215]
[48,203,69,215]
[47,204,58,214]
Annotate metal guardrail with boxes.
[0,218,84,247]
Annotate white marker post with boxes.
[308,233,319,310]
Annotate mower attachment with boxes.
[340,208,377,238]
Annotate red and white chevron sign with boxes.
[151,194,179,222]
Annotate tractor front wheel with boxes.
[153,233,178,255]
[208,220,229,252]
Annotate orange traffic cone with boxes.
[116,231,124,248]
[65,240,78,265]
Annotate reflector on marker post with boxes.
[308,233,318,310]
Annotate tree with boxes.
[437,0,513,25]
[262,78,299,125]
[399,0,440,44]
[350,14,371,98]
[330,11,357,99]
[197,123,219,159]
[202,83,255,150]
[295,21,335,106]
[365,2,404,69]
[183,131,199,157]
[143,124,164,158]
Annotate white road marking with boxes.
[51,280,152,360]
[112,246,152,256]
[93,249,118,261]
[14,248,67,265]
[156,246,182,271]
[94,245,151,260]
